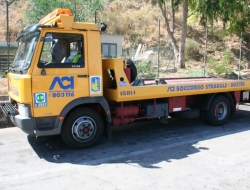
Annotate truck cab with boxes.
[4,9,112,148]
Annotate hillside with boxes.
[0,0,249,79]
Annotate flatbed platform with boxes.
[105,76,250,102]
[144,77,239,84]
[102,59,250,102]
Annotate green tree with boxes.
[158,0,250,69]
[26,0,106,24]
[67,0,105,22]
[26,0,69,24]
[189,0,250,33]
[158,0,188,68]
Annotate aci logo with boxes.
[167,86,175,92]
[90,76,101,94]
[49,76,74,90]
[34,92,47,108]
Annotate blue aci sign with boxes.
[49,76,74,90]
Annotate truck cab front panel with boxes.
[8,73,32,104]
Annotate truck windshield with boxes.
[10,31,40,73]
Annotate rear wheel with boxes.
[206,95,231,126]
[61,108,104,149]
[200,110,208,123]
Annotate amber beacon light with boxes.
[39,8,73,25]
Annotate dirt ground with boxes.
[0,78,8,95]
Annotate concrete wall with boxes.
[101,34,123,57]
[0,42,18,47]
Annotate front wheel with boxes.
[206,95,231,126]
[61,108,104,149]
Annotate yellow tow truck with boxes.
[1,8,250,149]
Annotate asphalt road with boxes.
[1,104,250,190]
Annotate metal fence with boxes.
[0,0,17,76]
[0,42,17,76]
[122,37,247,79]
[122,45,177,78]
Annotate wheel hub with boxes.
[83,127,89,133]
[72,117,96,141]
[215,102,227,120]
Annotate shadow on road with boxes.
[27,109,250,168]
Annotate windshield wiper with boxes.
[9,65,18,70]
[9,67,24,74]
[18,69,23,74]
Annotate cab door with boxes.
[31,31,89,117]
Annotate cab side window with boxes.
[38,33,84,68]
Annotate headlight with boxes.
[18,104,30,117]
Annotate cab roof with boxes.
[38,8,99,31]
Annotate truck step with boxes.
[0,102,19,118]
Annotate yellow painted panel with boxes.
[72,22,98,30]
[32,74,89,117]
[87,31,103,97]
[108,80,250,102]
[8,73,32,104]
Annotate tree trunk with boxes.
[179,0,188,68]
[6,0,16,6]
[159,2,179,63]
[171,0,175,32]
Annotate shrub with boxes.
[186,68,206,77]
[135,60,156,78]
[185,38,201,61]
[209,51,233,74]
[211,29,230,42]
[187,15,198,25]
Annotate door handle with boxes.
[77,75,89,78]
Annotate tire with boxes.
[206,95,231,126]
[200,110,208,123]
[61,108,104,149]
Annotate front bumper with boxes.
[14,115,35,134]
[0,102,35,135]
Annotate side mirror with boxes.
[41,68,46,76]
[40,33,53,42]
[45,37,53,42]
[39,61,49,75]
[100,22,107,32]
